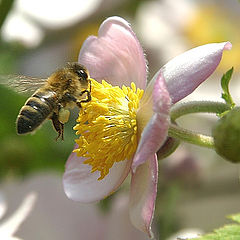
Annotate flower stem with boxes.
[168,101,231,148]
[168,124,214,149]
[170,101,231,121]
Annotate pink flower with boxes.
[63,16,231,237]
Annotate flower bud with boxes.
[213,107,240,163]
[157,137,180,160]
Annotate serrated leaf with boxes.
[221,67,235,107]
[194,213,240,240]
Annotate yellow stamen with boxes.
[74,79,144,180]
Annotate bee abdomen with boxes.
[17,92,56,134]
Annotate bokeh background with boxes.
[0,0,240,239]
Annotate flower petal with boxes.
[148,42,232,103]
[78,16,147,89]
[0,192,37,237]
[129,154,158,238]
[63,147,132,203]
[133,72,171,171]
[106,194,148,240]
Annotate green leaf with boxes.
[228,213,240,224]
[195,213,240,240]
[221,67,235,108]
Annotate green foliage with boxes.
[0,85,77,179]
[213,107,240,163]
[195,213,240,240]
[0,0,15,30]
[155,183,180,240]
[98,194,115,214]
[221,67,235,108]
[230,214,240,224]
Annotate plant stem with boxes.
[168,101,231,148]
[168,123,215,149]
[170,101,231,121]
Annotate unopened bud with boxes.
[213,107,240,163]
[157,137,180,160]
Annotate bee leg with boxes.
[79,89,92,103]
[63,93,76,102]
[63,91,91,108]
[75,90,91,108]
[76,101,82,108]
[63,92,82,108]
[50,112,64,141]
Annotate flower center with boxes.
[74,79,144,180]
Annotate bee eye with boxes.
[76,69,88,80]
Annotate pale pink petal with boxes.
[63,148,132,203]
[146,42,232,103]
[106,195,148,240]
[133,72,171,171]
[0,193,7,220]
[129,154,158,238]
[78,16,147,89]
[0,192,37,237]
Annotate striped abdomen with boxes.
[17,89,57,134]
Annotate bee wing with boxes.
[0,75,47,95]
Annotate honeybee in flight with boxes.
[2,63,92,140]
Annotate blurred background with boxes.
[0,0,240,239]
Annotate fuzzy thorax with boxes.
[74,79,144,180]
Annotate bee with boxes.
[1,62,92,140]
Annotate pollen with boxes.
[74,79,144,180]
